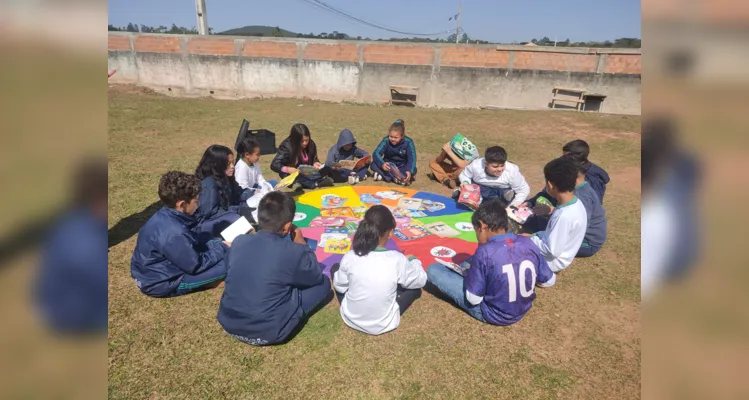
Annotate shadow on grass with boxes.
[108,200,162,248]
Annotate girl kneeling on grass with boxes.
[270,123,334,189]
[370,119,417,186]
[332,205,427,335]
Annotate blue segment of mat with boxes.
[411,191,474,217]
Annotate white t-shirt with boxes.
[530,197,587,272]
[235,159,268,190]
[458,159,530,205]
[333,248,427,335]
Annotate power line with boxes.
[295,0,453,37]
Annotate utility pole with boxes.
[455,0,462,44]
[195,0,209,35]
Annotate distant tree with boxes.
[108,24,121,31]
[460,32,469,43]
[126,23,138,32]
[447,33,457,42]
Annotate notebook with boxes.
[220,216,254,243]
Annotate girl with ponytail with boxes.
[332,205,427,335]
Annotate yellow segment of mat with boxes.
[297,186,365,209]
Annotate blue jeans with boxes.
[299,278,331,315]
[576,241,601,258]
[173,260,227,296]
[370,162,416,183]
[280,171,329,189]
[426,264,484,322]
[331,166,368,182]
[475,182,513,205]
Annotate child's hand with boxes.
[222,241,232,247]
[405,171,412,183]
[313,162,323,169]
[383,163,391,171]
[286,167,298,174]
[442,142,451,153]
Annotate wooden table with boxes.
[550,86,586,111]
[390,85,419,106]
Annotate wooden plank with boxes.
[551,97,585,103]
[553,86,586,93]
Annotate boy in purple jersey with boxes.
[426,199,556,325]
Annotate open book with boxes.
[434,257,470,276]
[335,155,371,170]
[507,205,533,224]
[274,171,299,190]
[220,216,255,243]
[297,165,319,177]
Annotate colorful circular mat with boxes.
[294,186,478,277]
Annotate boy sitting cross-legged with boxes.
[520,157,588,272]
[426,199,555,325]
[218,191,331,346]
[455,146,530,207]
[130,171,229,298]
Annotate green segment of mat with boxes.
[293,203,321,228]
[416,212,477,243]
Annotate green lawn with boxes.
[108,85,640,399]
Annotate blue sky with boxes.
[108,0,641,43]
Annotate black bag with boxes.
[235,119,277,156]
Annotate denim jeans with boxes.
[426,263,484,322]
[576,241,601,258]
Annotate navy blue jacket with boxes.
[217,230,326,344]
[194,176,242,225]
[586,162,610,203]
[131,207,228,297]
[372,136,417,175]
[324,129,369,167]
[35,208,108,333]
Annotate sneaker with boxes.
[503,189,515,203]
[373,172,382,181]
[319,176,334,188]
[355,176,360,184]
[348,175,357,185]
[442,179,455,189]
[360,175,367,181]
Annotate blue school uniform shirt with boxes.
[372,136,417,175]
[35,208,108,334]
[586,162,610,203]
[194,176,242,225]
[130,207,228,297]
[464,233,556,326]
[217,230,326,345]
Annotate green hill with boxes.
[218,25,297,37]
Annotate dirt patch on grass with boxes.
[612,167,641,193]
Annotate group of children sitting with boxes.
[129,118,609,343]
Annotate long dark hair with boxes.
[289,123,311,166]
[352,205,396,257]
[195,144,234,208]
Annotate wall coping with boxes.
[109,32,641,55]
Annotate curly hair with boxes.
[158,171,202,208]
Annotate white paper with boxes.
[220,216,253,242]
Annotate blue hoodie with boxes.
[586,162,610,203]
[325,129,369,167]
[131,207,228,297]
[372,136,417,175]
[217,230,326,345]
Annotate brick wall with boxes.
[108,33,641,74]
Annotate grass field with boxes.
[108,85,641,399]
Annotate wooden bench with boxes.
[390,85,419,107]
[550,87,586,111]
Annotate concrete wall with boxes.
[108,33,641,115]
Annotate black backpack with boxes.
[234,119,277,156]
